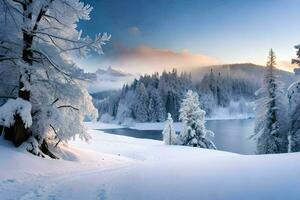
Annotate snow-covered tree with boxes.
[0,0,109,157]
[178,90,216,149]
[148,89,165,122]
[162,113,177,145]
[134,83,149,122]
[288,44,300,152]
[116,90,135,123]
[254,49,288,154]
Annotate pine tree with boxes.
[209,69,217,99]
[162,113,177,145]
[288,44,300,152]
[134,83,149,122]
[148,89,166,122]
[178,90,216,149]
[254,49,288,154]
[148,97,156,122]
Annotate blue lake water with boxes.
[100,119,257,155]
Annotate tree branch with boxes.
[49,124,61,147]
[57,105,79,111]
[51,98,59,105]
[31,49,72,79]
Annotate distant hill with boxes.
[191,63,296,87]
[92,63,296,101]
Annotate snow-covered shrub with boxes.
[162,113,177,145]
[178,90,216,149]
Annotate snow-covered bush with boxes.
[0,0,109,157]
[177,90,216,149]
[162,113,177,145]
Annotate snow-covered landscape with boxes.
[1,122,300,200]
[2,0,300,199]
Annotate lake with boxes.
[101,119,257,155]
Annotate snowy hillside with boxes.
[1,124,300,200]
[192,63,296,86]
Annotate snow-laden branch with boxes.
[57,105,79,111]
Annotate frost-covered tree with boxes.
[0,0,109,157]
[178,90,216,149]
[148,89,165,122]
[134,83,149,122]
[116,90,135,123]
[254,49,288,154]
[162,113,177,145]
[288,44,300,152]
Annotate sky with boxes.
[77,0,300,74]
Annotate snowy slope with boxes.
[1,125,300,199]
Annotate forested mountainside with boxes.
[92,63,295,123]
[191,63,295,85]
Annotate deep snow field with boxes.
[1,122,300,200]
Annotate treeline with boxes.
[93,68,259,123]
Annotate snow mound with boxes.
[0,98,32,128]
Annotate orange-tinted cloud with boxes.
[128,26,141,36]
[277,60,297,72]
[101,45,220,74]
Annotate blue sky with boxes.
[77,0,300,73]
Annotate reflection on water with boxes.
[100,119,256,155]
[206,119,256,154]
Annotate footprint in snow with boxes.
[2,179,17,184]
[20,185,47,200]
[97,187,107,200]
[0,179,18,188]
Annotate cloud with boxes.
[96,44,220,74]
[277,60,297,72]
[128,26,141,36]
[87,75,136,93]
